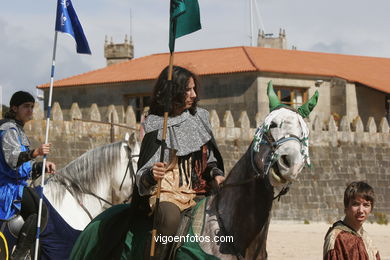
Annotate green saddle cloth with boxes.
[70,203,150,260]
[70,199,219,260]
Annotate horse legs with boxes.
[245,215,271,260]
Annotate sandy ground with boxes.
[267,221,390,260]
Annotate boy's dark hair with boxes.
[344,181,375,209]
[149,65,199,116]
[10,91,35,107]
[5,91,35,119]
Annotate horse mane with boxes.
[223,144,254,183]
[47,141,125,203]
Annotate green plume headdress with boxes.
[267,81,319,118]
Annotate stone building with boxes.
[37,44,390,127]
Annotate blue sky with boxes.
[1,0,389,107]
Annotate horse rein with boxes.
[58,175,113,220]
[119,152,139,204]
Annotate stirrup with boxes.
[11,214,37,260]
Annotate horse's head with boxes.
[111,132,140,204]
[253,81,318,187]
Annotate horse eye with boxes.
[270,122,278,129]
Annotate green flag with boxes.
[169,0,201,53]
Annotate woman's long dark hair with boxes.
[149,65,200,116]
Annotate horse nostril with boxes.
[281,155,290,168]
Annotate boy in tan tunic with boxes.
[323,181,380,260]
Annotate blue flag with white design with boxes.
[55,0,91,54]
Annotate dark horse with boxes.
[70,81,318,259]
[190,82,318,259]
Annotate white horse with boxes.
[2,134,140,259]
[43,134,140,231]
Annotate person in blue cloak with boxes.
[0,91,56,260]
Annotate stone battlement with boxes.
[208,109,389,146]
[28,102,389,147]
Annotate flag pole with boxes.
[34,31,58,260]
[149,0,200,256]
[150,52,175,257]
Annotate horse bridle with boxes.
[119,146,139,204]
[219,130,305,195]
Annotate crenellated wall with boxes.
[23,102,138,169]
[23,102,390,222]
[208,109,389,222]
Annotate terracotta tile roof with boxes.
[37,46,390,94]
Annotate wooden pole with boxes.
[150,52,174,257]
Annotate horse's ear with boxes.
[267,81,281,111]
[297,90,319,118]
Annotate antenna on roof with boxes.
[249,0,254,46]
[253,0,266,33]
[129,7,133,44]
[249,0,266,47]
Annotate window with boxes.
[124,94,151,122]
[274,87,308,108]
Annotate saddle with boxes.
[168,197,207,259]
[0,203,49,239]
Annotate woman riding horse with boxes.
[0,91,56,260]
[136,65,225,258]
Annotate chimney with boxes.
[104,35,134,66]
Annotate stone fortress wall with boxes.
[12,102,390,223]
